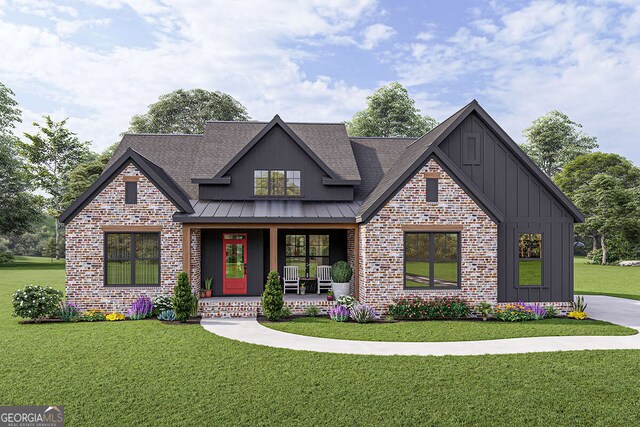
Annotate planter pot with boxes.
[200,290,206,298]
[327,294,334,302]
[300,287,306,295]
[205,289,212,298]
[331,282,350,298]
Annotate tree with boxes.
[554,152,640,198]
[574,174,640,264]
[555,152,640,254]
[0,82,43,237]
[129,89,250,134]
[0,82,21,132]
[21,116,91,257]
[173,272,193,323]
[62,143,117,210]
[521,110,598,177]
[346,82,438,137]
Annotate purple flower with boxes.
[128,295,154,320]
[329,305,349,322]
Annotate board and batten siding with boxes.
[439,112,574,303]
[199,125,354,201]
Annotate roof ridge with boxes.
[205,120,345,125]
[123,133,204,137]
[350,136,418,140]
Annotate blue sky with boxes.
[1,0,639,165]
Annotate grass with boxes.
[261,316,635,342]
[574,256,640,300]
[2,257,640,425]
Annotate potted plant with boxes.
[327,290,334,301]
[330,261,352,298]
[204,277,213,298]
[300,282,306,295]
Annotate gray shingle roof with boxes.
[357,101,475,220]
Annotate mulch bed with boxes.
[20,316,203,325]
[160,316,202,325]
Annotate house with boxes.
[59,100,583,317]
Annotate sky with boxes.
[1,0,639,164]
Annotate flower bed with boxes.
[388,296,472,320]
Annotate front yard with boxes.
[1,257,640,425]
[574,256,640,300]
[261,316,635,342]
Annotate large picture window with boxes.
[254,170,301,197]
[285,234,330,278]
[518,233,542,286]
[404,232,460,288]
[105,232,160,286]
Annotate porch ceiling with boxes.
[174,200,361,223]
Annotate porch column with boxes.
[182,224,191,277]
[269,226,278,272]
[354,225,360,300]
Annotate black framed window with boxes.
[518,233,542,286]
[253,169,301,197]
[404,232,460,288]
[426,178,438,202]
[125,181,137,204]
[105,232,160,286]
[285,233,330,278]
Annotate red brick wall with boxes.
[358,159,498,312]
[65,163,184,312]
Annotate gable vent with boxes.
[462,132,480,165]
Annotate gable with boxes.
[438,112,576,220]
[59,149,193,224]
[198,124,355,201]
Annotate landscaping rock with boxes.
[619,261,640,267]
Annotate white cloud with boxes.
[397,0,640,164]
[360,23,395,50]
[1,0,380,151]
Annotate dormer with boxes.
[192,115,360,201]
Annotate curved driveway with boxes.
[200,295,640,356]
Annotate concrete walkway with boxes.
[200,295,640,356]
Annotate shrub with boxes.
[544,305,558,318]
[261,270,284,321]
[350,303,377,323]
[476,302,493,320]
[336,295,358,310]
[12,285,63,322]
[128,295,154,320]
[494,302,546,322]
[329,305,349,322]
[568,311,588,320]
[331,261,353,283]
[0,249,14,264]
[157,309,176,321]
[59,302,80,322]
[191,291,199,317]
[173,272,193,323]
[280,306,292,318]
[587,248,622,265]
[154,295,173,314]
[81,309,106,322]
[387,296,472,320]
[304,305,320,317]
[572,295,588,312]
[106,312,125,321]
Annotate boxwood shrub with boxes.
[388,296,471,320]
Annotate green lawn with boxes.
[575,256,640,300]
[2,257,640,425]
[261,317,635,342]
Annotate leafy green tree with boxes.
[21,116,91,257]
[555,152,640,253]
[0,82,21,132]
[173,272,193,322]
[346,82,438,137]
[62,144,117,210]
[129,89,250,134]
[574,174,640,264]
[261,270,284,321]
[554,152,640,198]
[521,110,598,177]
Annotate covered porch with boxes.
[182,223,359,315]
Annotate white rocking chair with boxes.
[317,265,332,294]
[283,266,300,294]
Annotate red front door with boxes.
[222,233,247,295]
